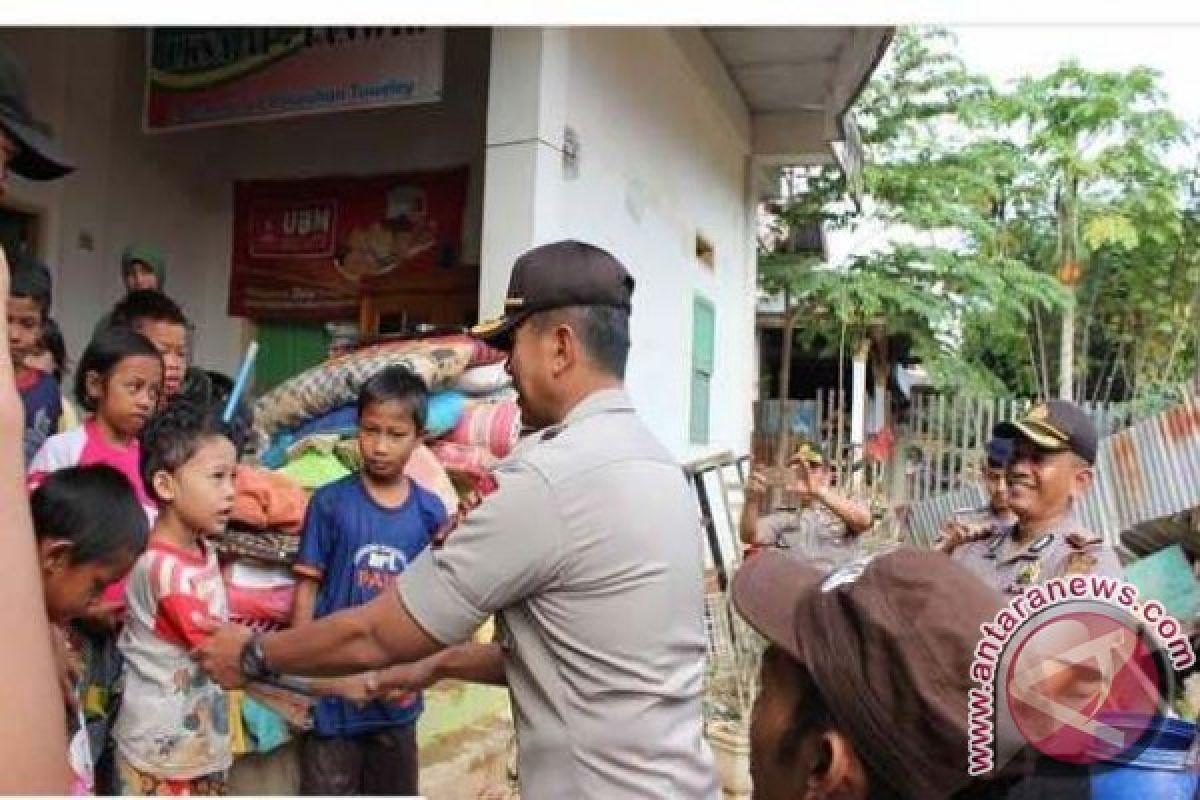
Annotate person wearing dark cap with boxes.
[954,400,1121,594]
[733,547,1012,799]
[731,547,1153,799]
[194,240,719,799]
[0,46,75,194]
[739,440,874,569]
[935,437,1017,568]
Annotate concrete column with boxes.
[478,27,570,319]
[851,339,869,448]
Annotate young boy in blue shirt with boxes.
[292,364,448,795]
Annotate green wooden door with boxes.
[254,322,330,394]
[690,295,716,444]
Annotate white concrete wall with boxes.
[482,28,758,460]
[7,26,758,460]
[0,27,490,377]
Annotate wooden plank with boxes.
[815,388,825,452]
[840,388,849,489]
[936,393,948,496]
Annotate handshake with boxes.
[304,659,437,708]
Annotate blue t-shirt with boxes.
[20,369,62,468]
[296,474,448,737]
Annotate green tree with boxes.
[762,27,1196,409]
[991,62,1189,400]
[759,28,1067,409]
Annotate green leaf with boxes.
[1083,213,1139,251]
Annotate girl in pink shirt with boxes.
[30,327,163,606]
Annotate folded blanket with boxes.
[232,467,310,535]
[431,441,498,474]
[277,449,352,490]
[445,400,521,459]
[406,444,460,515]
[292,405,358,440]
[255,339,474,436]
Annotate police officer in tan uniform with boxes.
[195,241,719,800]
[739,441,874,569]
[946,400,1122,594]
[935,437,1018,568]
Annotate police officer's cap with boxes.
[471,240,635,351]
[993,399,1098,466]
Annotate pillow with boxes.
[456,363,512,396]
[426,390,467,437]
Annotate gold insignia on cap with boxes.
[504,296,525,310]
[470,316,506,336]
[788,442,825,466]
[1029,405,1049,422]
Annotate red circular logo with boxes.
[1004,610,1165,764]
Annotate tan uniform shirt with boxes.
[953,508,1123,595]
[753,504,862,570]
[397,389,718,800]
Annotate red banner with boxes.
[229,168,468,320]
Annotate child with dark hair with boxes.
[34,464,150,627]
[30,326,162,517]
[112,400,235,795]
[26,317,80,432]
[32,465,150,794]
[175,368,254,458]
[107,289,190,404]
[291,364,448,796]
[9,253,62,465]
[27,326,164,795]
[28,315,66,383]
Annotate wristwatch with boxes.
[240,633,274,681]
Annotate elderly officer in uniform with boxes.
[739,440,873,569]
[196,240,719,800]
[943,399,1122,594]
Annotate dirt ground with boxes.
[227,680,517,798]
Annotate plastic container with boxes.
[1088,714,1199,799]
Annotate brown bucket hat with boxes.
[732,547,1007,799]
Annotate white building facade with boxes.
[1,26,889,461]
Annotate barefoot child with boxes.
[112,401,237,795]
[31,465,150,794]
[291,365,448,795]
